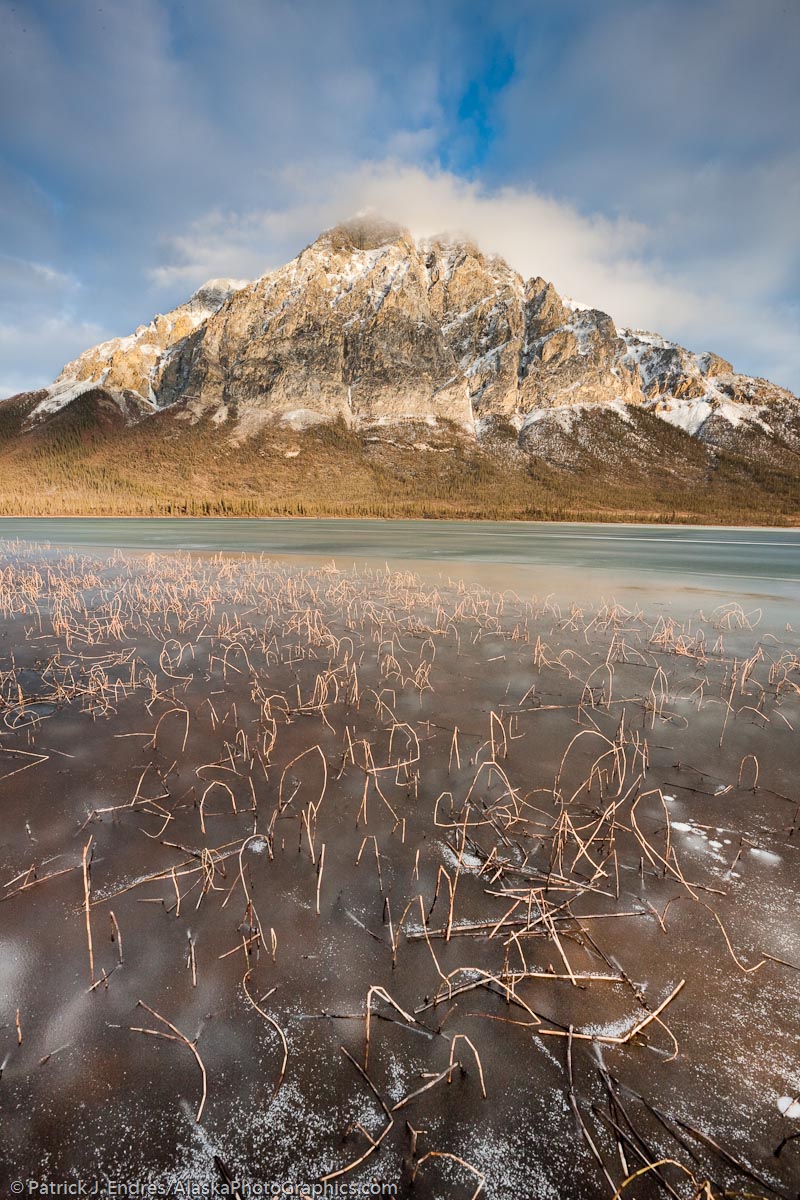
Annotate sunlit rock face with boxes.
[158,217,475,433]
[22,215,798,446]
[49,279,247,410]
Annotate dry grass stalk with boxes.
[109,910,123,963]
[81,837,95,986]
[364,985,414,1071]
[133,1000,207,1122]
[242,969,288,1097]
[412,1150,485,1198]
[447,1033,487,1098]
[316,843,325,915]
[391,1063,460,1112]
[320,1047,393,1183]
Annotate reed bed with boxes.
[0,540,798,1197]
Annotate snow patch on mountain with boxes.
[521,395,633,434]
[31,377,111,419]
[651,397,715,437]
[562,296,591,313]
[649,395,773,438]
[186,278,249,314]
[280,408,332,430]
[28,375,157,424]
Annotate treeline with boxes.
[0,402,797,525]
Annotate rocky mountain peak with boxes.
[14,215,796,459]
[524,277,570,335]
[186,278,250,313]
[315,212,411,253]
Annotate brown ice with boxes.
[0,544,797,1199]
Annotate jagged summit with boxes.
[317,212,411,252]
[187,277,250,311]
[6,216,798,462]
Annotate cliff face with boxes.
[10,215,798,454]
[157,220,504,434]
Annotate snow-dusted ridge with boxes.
[30,277,249,424]
[617,328,778,438]
[29,375,159,425]
[11,218,797,450]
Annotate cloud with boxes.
[0,255,101,398]
[0,315,110,399]
[487,0,800,374]
[0,255,79,316]
[0,0,451,226]
[148,160,800,389]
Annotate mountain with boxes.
[2,215,799,522]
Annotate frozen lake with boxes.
[1,517,799,594]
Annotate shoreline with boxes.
[1,512,800,532]
[2,518,798,611]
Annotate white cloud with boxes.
[0,316,109,400]
[0,255,79,312]
[148,161,799,390]
[0,255,102,399]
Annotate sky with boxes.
[1,0,798,397]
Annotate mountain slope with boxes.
[1,215,798,522]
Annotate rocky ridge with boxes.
[28,277,248,425]
[12,216,799,457]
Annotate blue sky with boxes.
[1,0,798,396]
